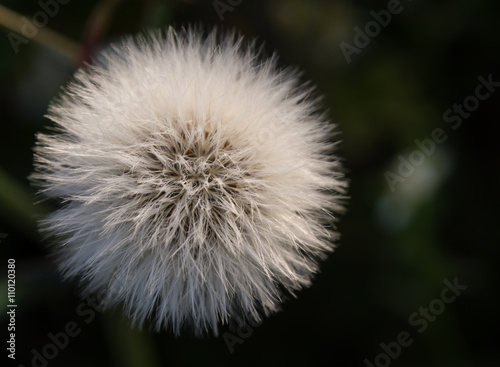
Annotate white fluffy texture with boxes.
[32,28,348,336]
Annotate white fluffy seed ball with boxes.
[32,27,348,336]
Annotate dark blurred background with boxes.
[1,0,499,366]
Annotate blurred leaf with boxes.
[0,166,46,237]
[103,312,161,367]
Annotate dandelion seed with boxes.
[31,27,348,336]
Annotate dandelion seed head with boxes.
[32,27,348,335]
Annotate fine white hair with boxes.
[32,27,348,336]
